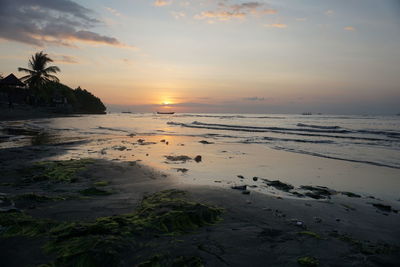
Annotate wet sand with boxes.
[0,121,400,266]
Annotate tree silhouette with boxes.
[18,51,60,89]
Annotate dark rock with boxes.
[232,185,247,191]
[341,191,361,198]
[253,177,258,181]
[237,175,244,179]
[372,203,392,212]
[194,155,202,162]
[165,155,192,162]
[160,139,166,142]
[266,180,294,192]
[175,168,188,173]
[242,190,250,195]
[199,140,214,144]
[301,185,334,199]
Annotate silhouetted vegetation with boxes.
[1,51,107,114]
[18,51,60,89]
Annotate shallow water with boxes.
[1,113,399,202]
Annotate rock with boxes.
[137,139,145,143]
[295,220,304,227]
[336,218,341,222]
[237,175,244,179]
[232,185,247,190]
[199,140,214,144]
[341,191,361,198]
[165,155,192,162]
[127,133,136,137]
[372,203,393,212]
[301,185,334,199]
[253,177,258,181]
[314,217,322,223]
[242,190,250,195]
[166,141,169,145]
[266,180,294,192]
[175,168,189,173]
[160,139,166,142]
[194,155,202,162]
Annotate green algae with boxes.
[297,256,319,266]
[43,189,222,267]
[297,231,322,239]
[0,190,222,266]
[330,232,399,255]
[94,181,109,187]
[79,187,112,196]
[22,158,95,183]
[0,211,56,237]
[138,254,204,267]
[13,193,65,202]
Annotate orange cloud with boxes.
[344,26,356,31]
[264,23,288,28]
[154,0,172,7]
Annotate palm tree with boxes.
[18,51,60,89]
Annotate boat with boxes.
[301,112,312,115]
[121,111,132,114]
[157,112,175,115]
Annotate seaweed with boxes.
[13,193,65,202]
[93,181,110,187]
[79,187,112,196]
[138,254,204,267]
[297,256,319,266]
[44,190,222,266]
[0,211,56,237]
[297,231,322,239]
[22,159,95,183]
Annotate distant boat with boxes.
[122,111,132,114]
[157,111,175,114]
[301,112,312,115]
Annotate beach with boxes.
[1,113,399,266]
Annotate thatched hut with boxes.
[0,73,28,106]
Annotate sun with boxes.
[161,101,172,105]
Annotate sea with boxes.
[5,113,398,168]
[1,113,400,201]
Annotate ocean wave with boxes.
[167,121,399,142]
[173,114,285,119]
[169,121,352,134]
[297,123,341,130]
[96,126,131,133]
[272,146,400,169]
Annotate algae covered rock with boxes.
[22,158,95,183]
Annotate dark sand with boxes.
[0,121,399,266]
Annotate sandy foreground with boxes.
[0,131,400,267]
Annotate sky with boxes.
[0,0,399,114]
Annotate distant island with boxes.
[0,51,106,119]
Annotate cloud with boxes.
[0,0,135,48]
[154,0,172,7]
[195,1,277,21]
[243,97,266,101]
[344,26,356,31]
[171,11,186,19]
[105,7,122,17]
[264,23,288,28]
[325,10,334,16]
[50,54,78,64]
